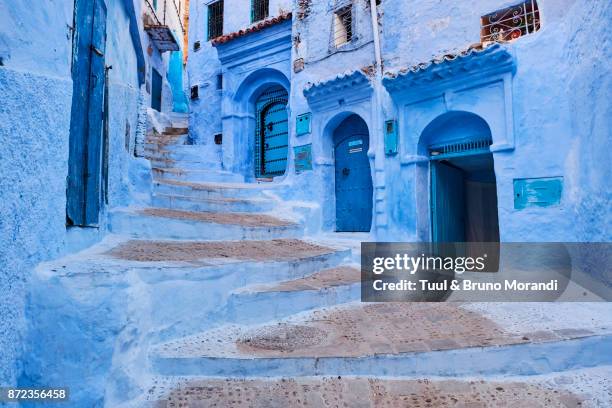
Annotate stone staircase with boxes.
[27,120,612,407]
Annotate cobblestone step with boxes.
[108,207,301,240]
[225,266,361,325]
[153,180,284,200]
[151,167,245,184]
[152,302,612,377]
[145,366,612,407]
[152,193,275,213]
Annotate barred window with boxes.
[251,0,269,23]
[333,6,352,48]
[481,0,540,43]
[207,0,224,40]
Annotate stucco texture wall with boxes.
[380,0,611,242]
[0,0,74,386]
[0,0,144,387]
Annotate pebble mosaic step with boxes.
[152,302,612,377]
[107,238,336,263]
[147,366,612,407]
[239,266,361,293]
[100,238,352,285]
[152,193,275,213]
[225,266,361,325]
[109,207,301,240]
[151,167,245,184]
[153,180,284,200]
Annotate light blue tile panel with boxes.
[294,144,313,174]
[513,177,563,209]
[296,112,312,136]
[384,119,398,155]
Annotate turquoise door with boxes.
[255,86,288,177]
[334,115,373,232]
[167,49,188,113]
[431,161,465,242]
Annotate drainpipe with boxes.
[369,0,386,237]
[369,0,383,73]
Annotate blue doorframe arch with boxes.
[222,68,290,179]
[333,114,373,232]
[254,85,288,177]
[420,111,500,244]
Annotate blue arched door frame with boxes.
[254,85,288,178]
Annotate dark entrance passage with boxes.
[431,152,500,245]
[334,115,373,232]
[67,0,107,226]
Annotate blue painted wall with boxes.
[186,0,610,241]
[379,0,611,242]
[0,0,146,390]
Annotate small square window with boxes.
[190,85,199,100]
[481,0,541,43]
[333,6,353,48]
[214,134,223,145]
[251,0,269,23]
[208,0,224,40]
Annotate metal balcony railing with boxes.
[144,0,185,34]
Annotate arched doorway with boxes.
[254,85,289,178]
[423,112,500,245]
[333,115,373,232]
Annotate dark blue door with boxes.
[67,0,107,226]
[255,86,288,177]
[431,161,465,242]
[334,115,373,232]
[151,68,162,111]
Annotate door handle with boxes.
[342,167,350,176]
[91,45,104,57]
[265,143,269,149]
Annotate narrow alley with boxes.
[1,0,611,407]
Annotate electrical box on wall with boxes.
[513,177,563,209]
[294,144,313,174]
[384,120,398,155]
[296,113,312,136]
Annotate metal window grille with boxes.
[207,0,224,40]
[429,139,492,160]
[333,6,352,48]
[251,0,269,23]
[255,86,289,178]
[481,0,540,43]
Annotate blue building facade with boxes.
[0,0,609,403]
[187,0,610,241]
